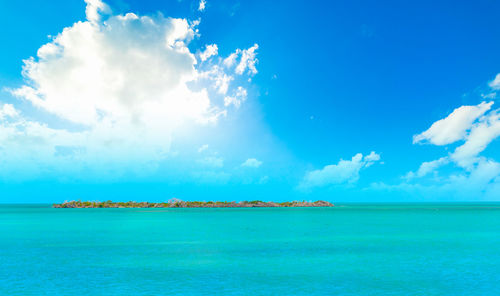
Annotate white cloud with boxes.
[223,44,259,75]
[199,44,218,61]
[413,101,493,145]
[84,0,110,23]
[241,158,262,168]
[198,65,234,95]
[10,12,209,128]
[481,92,497,99]
[363,151,381,164]
[198,0,206,12]
[235,44,259,75]
[489,73,500,90]
[451,109,500,168]
[224,86,247,108]
[198,144,209,153]
[1,0,258,179]
[300,152,380,189]
[223,52,238,68]
[215,73,233,95]
[400,74,500,199]
[412,102,500,171]
[405,157,449,180]
[0,104,19,120]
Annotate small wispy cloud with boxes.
[198,0,206,11]
[199,44,217,61]
[241,158,262,168]
[198,144,209,153]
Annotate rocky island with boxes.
[53,200,334,208]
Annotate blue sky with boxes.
[1,0,500,202]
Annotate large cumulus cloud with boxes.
[1,0,259,179]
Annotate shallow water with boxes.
[1,203,500,295]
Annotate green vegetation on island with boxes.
[53,200,334,208]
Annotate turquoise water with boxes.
[1,204,500,295]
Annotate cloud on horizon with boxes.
[299,152,381,190]
[385,73,500,200]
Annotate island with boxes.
[53,200,334,208]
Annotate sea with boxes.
[1,203,499,295]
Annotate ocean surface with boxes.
[1,203,500,295]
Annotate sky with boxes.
[1,0,500,202]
